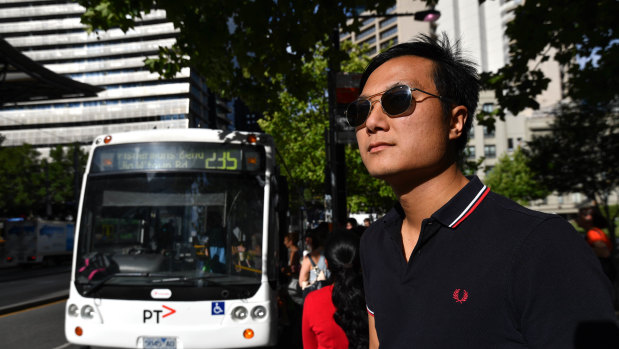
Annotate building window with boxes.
[484,145,496,158]
[485,165,494,174]
[483,126,495,138]
[379,17,397,28]
[465,145,476,159]
[482,102,494,113]
[468,127,475,138]
[380,26,398,40]
[359,36,376,46]
[380,38,398,50]
[507,138,514,151]
[356,26,376,41]
[362,17,375,27]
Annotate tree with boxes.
[483,148,549,206]
[258,41,394,215]
[0,142,87,219]
[481,0,618,125]
[77,0,396,113]
[0,144,44,217]
[524,103,618,249]
[38,145,89,220]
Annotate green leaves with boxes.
[76,0,396,113]
[258,41,394,213]
[482,0,618,119]
[524,103,618,200]
[483,148,549,206]
[0,144,87,218]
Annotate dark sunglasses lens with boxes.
[346,100,371,127]
[382,86,412,116]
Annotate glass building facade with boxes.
[0,0,231,152]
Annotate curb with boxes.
[0,289,69,316]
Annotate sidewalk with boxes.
[0,288,68,315]
[0,266,71,315]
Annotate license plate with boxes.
[143,337,177,348]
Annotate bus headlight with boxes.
[231,306,248,320]
[67,304,79,317]
[81,305,95,319]
[251,306,267,319]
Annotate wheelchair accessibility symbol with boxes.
[212,302,225,315]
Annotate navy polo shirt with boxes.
[361,176,616,348]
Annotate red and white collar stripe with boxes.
[448,185,490,228]
[367,305,375,317]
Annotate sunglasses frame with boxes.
[345,84,445,128]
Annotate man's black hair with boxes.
[359,33,480,158]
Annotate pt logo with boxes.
[453,289,469,304]
[143,305,176,323]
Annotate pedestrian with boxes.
[282,232,301,277]
[302,231,367,349]
[347,33,617,348]
[298,228,330,296]
[576,204,615,282]
[363,217,372,227]
[346,217,358,230]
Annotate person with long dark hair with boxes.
[302,231,368,349]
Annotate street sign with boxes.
[336,73,362,104]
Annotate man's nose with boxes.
[364,99,389,132]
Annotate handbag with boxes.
[302,256,327,299]
[288,277,301,294]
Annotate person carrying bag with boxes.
[301,254,329,299]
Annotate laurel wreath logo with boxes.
[453,289,469,304]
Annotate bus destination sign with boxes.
[91,142,261,173]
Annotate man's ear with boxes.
[449,105,468,140]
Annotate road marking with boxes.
[0,298,66,318]
[51,343,71,349]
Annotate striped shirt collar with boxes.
[384,176,490,233]
[431,176,490,229]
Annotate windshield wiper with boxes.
[82,272,167,296]
[150,274,226,286]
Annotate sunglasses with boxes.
[345,84,444,128]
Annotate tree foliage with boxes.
[481,0,618,125]
[482,148,549,206]
[258,42,394,214]
[524,103,618,238]
[77,0,396,113]
[0,144,43,217]
[0,143,87,219]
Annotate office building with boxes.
[339,0,434,56]
[435,0,587,214]
[0,0,231,155]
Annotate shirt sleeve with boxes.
[302,297,318,349]
[510,217,617,348]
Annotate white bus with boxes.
[65,129,287,349]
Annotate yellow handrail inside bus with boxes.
[235,264,262,274]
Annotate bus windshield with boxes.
[75,171,265,292]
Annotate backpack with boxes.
[77,252,119,282]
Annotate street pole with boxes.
[327,28,347,230]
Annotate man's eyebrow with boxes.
[359,80,425,99]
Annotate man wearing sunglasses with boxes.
[354,34,617,349]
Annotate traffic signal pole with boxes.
[326,28,347,229]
